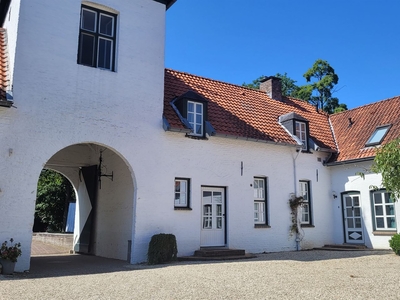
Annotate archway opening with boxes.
[32,143,135,261]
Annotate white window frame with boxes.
[174,178,190,208]
[299,181,311,225]
[371,190,396,231]
[187,101,203,136]
[295,121,307,151]
[254,177,267,225]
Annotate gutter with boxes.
[325,156,374,166]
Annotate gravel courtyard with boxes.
[1,250,399,299]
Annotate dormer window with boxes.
[187,101,203,136]
[295,121,307,150]
[168,91,215,139]
[279,112,310,152]
[366,125,391,146]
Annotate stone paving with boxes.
[31,239,71,256]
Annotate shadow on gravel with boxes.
[2,250,393,280]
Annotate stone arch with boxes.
[40,142,136,261]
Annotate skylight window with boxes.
[366,125,391,146]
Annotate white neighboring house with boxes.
[328,97,400,249]
[0,0,398,274]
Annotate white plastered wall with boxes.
[0,0,166,271]
[130,132,335,262]
[330,161,400,249]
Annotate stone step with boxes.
[317,244,368,251]
[194,248,246,257]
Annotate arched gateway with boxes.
[41,143,135,261]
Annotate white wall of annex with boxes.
[330,161,400,249]
[131,132,334,262]
[0,0,167,271]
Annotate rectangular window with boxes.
[295,121,307,151]
[78,5,117,71]
[366,125,391,146]
[187,101,203,136]
[174,178,190,208]
[299,181,311,225]
[371,190,396,231]
[254,177,267,225]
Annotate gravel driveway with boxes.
[1,250,399,299]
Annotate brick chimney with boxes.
[259,76,282,102]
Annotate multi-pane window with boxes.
[372,190,396,231]
[299,181,311,224]
[187,101,203,136]
[295,121,307,150]
[174,178,190,208]
[78,5,117,71]
[254,177,267,224]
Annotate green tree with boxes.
[275,73,300,97]
[242,59,348,114]
[300,59,347,114]
[35,169,75,232]
[371,137,400,200]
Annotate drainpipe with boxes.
[292,146,302,251]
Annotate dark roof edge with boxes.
[153,0,177,9]
[326,156,374,166]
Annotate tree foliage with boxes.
[35,169,75,232]
[242,59,348,114]
[371,137,400,200]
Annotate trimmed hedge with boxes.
[389,233,400,255]
[147,233,178,265]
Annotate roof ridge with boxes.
[165,68,330,117]
[332,95,400,116]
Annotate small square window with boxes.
[174,178,190,208]
[366,125,391,146]
[371,190,396,231]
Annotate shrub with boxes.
[147,233,177,265]
[389,233,400,255]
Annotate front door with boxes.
[342,193,365,244]
[200,187,225,247]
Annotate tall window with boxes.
[371,190,396,231]
[299,181,311,224]
[174,178,190,208]
[254,177,267,225]
[78,5,117,71]
[295,121,307,150]
[187,101,203,136]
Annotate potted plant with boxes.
[0,238,22,275]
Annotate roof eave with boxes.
[326,156,374,166]
[153,0,176,10]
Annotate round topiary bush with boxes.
[389,233,400,255]
[147,233,178,265]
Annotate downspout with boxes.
[293,146,302,251]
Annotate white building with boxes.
[0,0,399,273]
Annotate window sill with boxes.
[254,224,271,229]
[372,231,396,236]
[300,224,315,228]
[174,207,192,211]
[185,133,208,140]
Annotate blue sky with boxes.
[165,0,400,109]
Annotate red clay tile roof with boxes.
[164,69,337,150]
[329,96,400,163]
[0,28,8,101]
